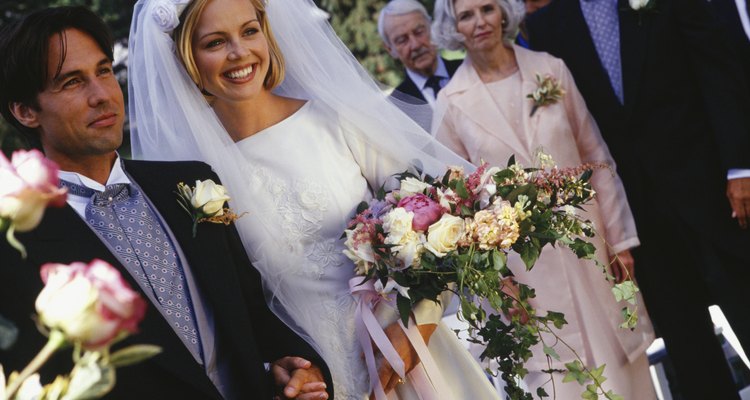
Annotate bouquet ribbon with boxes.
[349,277,447,400]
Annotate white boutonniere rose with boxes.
[176,179,243,237]
[629,0,651,10]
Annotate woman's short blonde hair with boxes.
[173,0,285,92]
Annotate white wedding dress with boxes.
[233,100,500,399]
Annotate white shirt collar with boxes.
[59,155,131,192]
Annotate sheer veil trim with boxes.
[128,0,473,363]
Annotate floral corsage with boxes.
[629,0,655,12]
[527,73,565,117]
[175,180,243,237]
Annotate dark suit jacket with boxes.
[526,0,750,237]
[390,57,463,105]
[0,160,331,400]
[710,0,750,86]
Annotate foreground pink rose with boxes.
[35,260,147,349]
[397,194,444,232]
[0,150,67,232]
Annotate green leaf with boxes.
[507,154,516,167]
[518,241,540,270]
[455,179,469,200]
[536,387,549,398]
[65,351,116,399]
[611,281,639,305]
[542,344,560,361]
[545,311,567,329]
[492,250,507,273]
[562,360,588,385]
[109,344,162,368]
[605,390,625,400]
[397,294,412,327]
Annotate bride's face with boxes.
[192,0,270,103]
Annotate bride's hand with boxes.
[610,249,635,283]
[369,322,437,399]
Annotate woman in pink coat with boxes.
[431,0,656,398]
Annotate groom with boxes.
[0,6,331,400]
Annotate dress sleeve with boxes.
[558,58,640,254]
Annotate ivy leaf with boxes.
[568,238,596,259]
[562,360,588,385]
[605,390,625,400]
[518,241,540,270]
[545,311,567,329]
[542,344,560,361]
[611,281,639,305]
[536,387,549,398]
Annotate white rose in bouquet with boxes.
[399,177,432,196]
[425,214,466,257]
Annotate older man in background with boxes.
[378,0,461,130]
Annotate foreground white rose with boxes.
[191,179,230,216]
[425,214,465,257]
[399,177,432,196]
[36,260,147,349]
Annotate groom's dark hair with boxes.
[0,6,114,146]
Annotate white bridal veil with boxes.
[128,0,472,350]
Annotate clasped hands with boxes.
[271,356,328,400]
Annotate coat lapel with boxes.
[514,45,552,154]
[443,59,530,157]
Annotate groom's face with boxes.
[12,28,124,167]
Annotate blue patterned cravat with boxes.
[581,0,624,103]
[59,179,203,361]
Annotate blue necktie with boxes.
[581,0,624,103]
[424,75,444,99]
[60,180,203,361]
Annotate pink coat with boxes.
[433,46,654,372]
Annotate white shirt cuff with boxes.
[728,169,750,180]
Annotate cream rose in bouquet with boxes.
[0,150,67,257]
[345,157,639,400]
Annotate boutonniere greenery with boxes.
[175,180,243,237]
[527,73,566,117]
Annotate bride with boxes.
[128,0,500,398]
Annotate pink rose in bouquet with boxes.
[35,259,147,349]
[397,194,443,232]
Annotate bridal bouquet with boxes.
[344,157,639,400]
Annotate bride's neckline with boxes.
[235,100,312,145]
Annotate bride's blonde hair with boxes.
[173,0,286,92]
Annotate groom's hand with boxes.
[727,177,750,229]
[271,356,328,399]
[371,322,437,398]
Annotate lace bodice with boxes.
[235,101,402,398]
